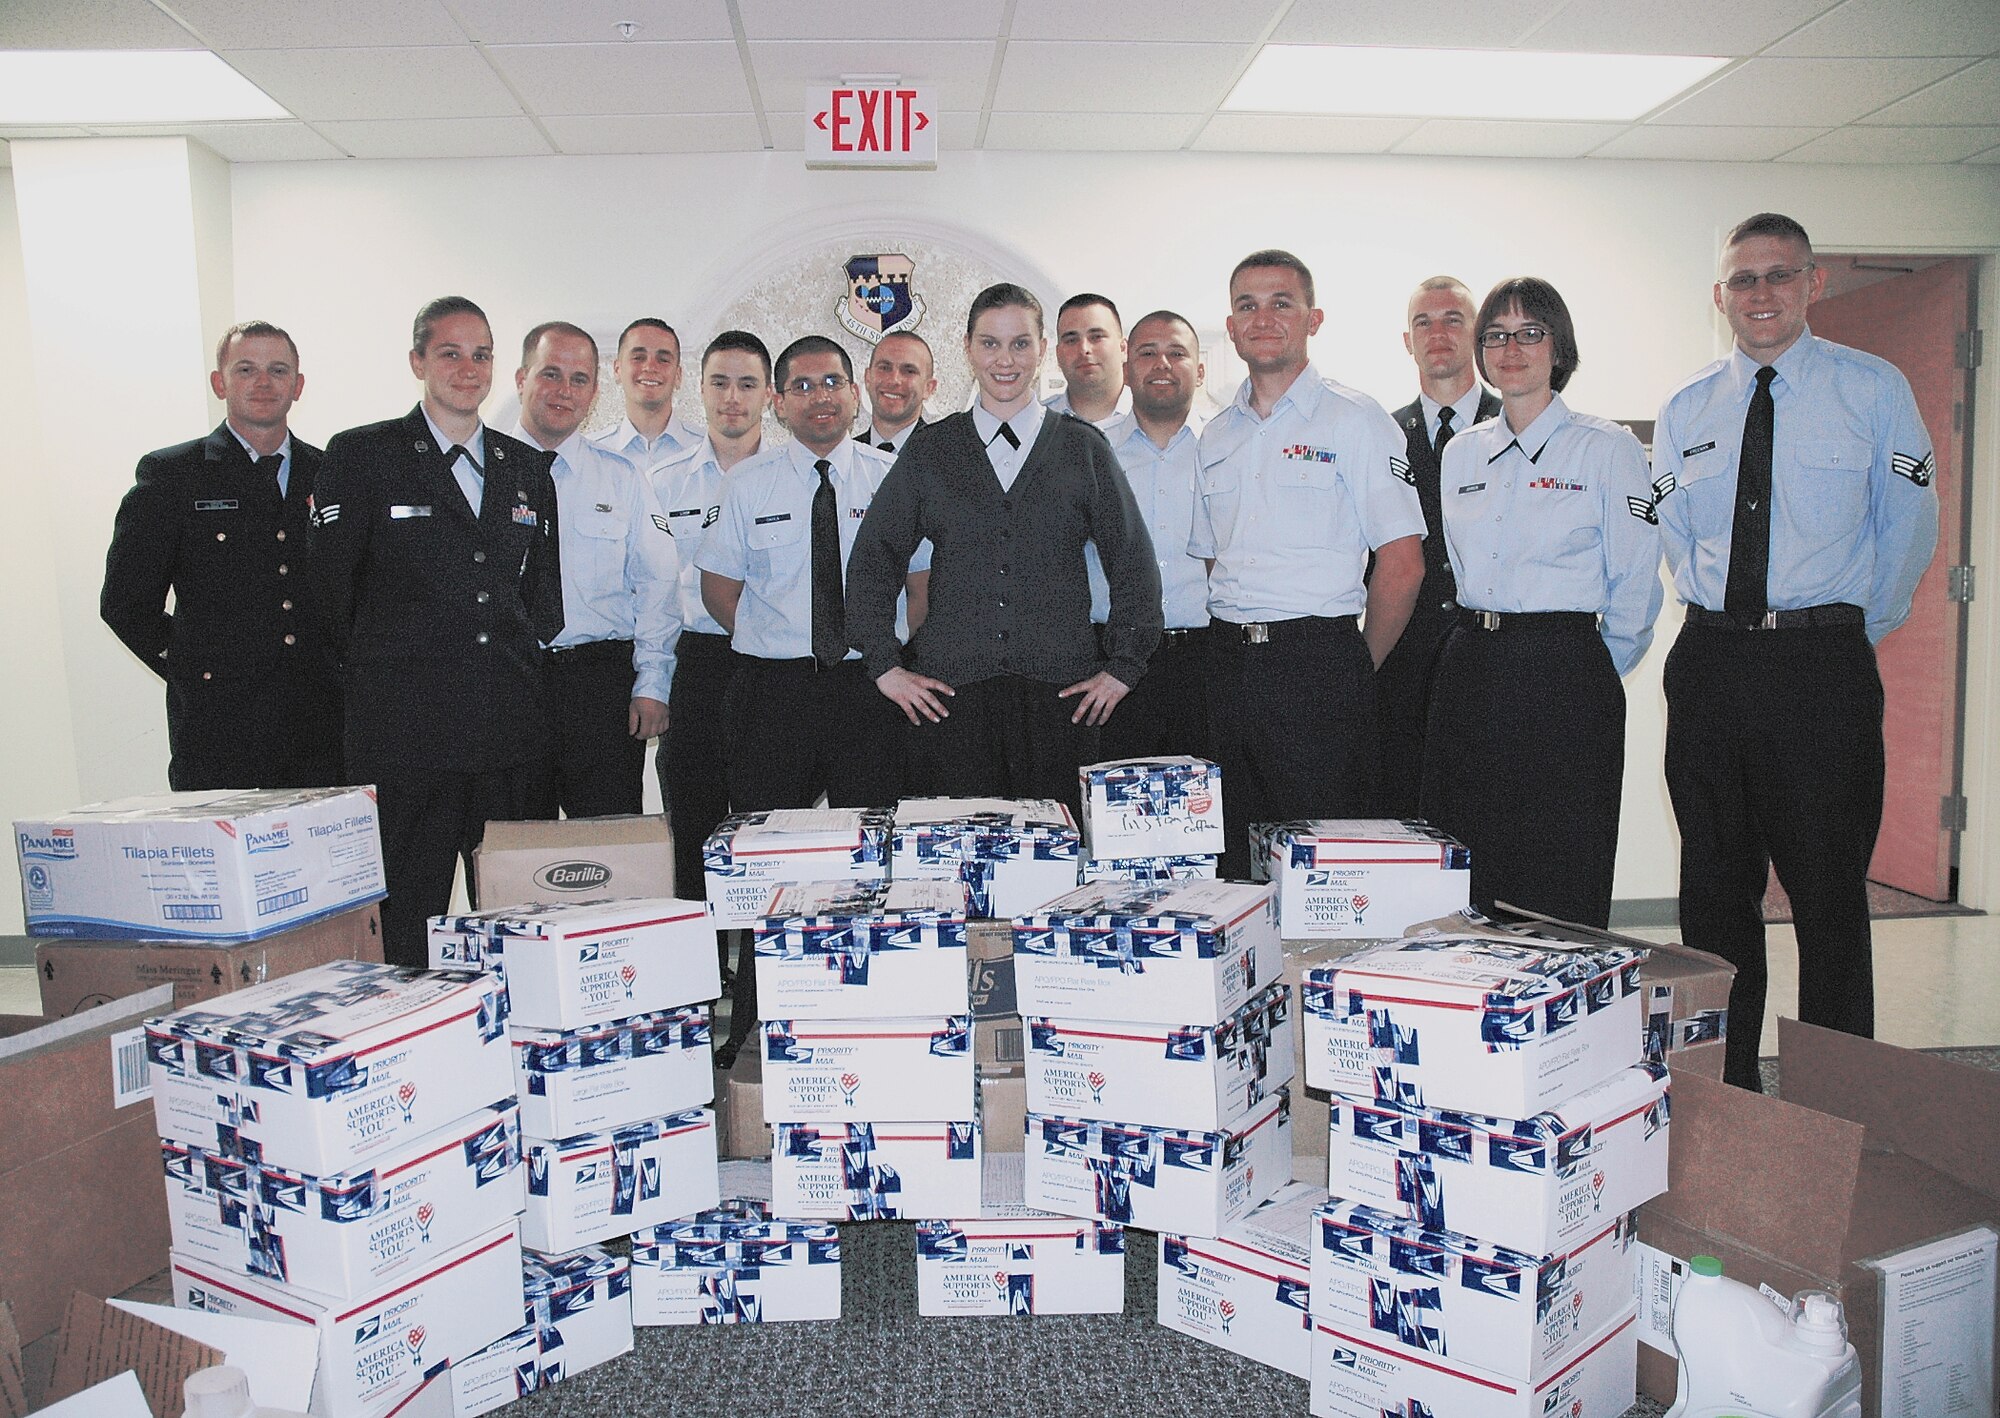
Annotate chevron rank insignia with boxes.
[1627,495,1659,524]
[1891,451,1934,487]
[651,513,671,532]
[1651,470,1677,501]
[1389,456,1414,486]
[310,501,340,527]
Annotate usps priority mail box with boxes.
[915,1212,1124,1317]
[772,1119,981,1220]
[1025,1088,1290,1238]
[1159,1180,1323,1378]
[523,1245,633,1386]
[763,1014,974,1122]
[1251,820,1470,938]
[1027,981,1293,1133]
[512,1005,712,1139]
[146,960,511,1175]
[703,808,891,928]
[523,1107,719,1253]
[160,1098,524,1300]
[172,1221,525,1418]
[17,787,385,941]
[1013,880,1280,1026]
[1325,1061,1669,1258]
[892,797,1081,918]
[1302,937,1646,1118]
[1079,756,1225,861]
[631,1199,841,1324]
[753,879,970,1018]
[1080,854,1218,884]
[448,1325,539,1418]
[1309,1303,1639,1418]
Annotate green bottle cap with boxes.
[1690,1254,1723,1277]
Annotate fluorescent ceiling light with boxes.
[1223,45,1729,122]
[0,51,289,124]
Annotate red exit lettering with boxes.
[820,88,930,154]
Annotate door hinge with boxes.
[1958,329,1984,370]
[1948,565,1976,603]
[1942,794,1969,833]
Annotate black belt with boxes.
[1161,625,1208,642]
[1455,609,1598,632]
[1222,615,1359,646]
[1685,603,1863,631]
[544,637,633,664]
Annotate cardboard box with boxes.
[718,1048,768,1160]
[631,1200,841,1325]
[762,1014,974,1123]
[1634,1019,2000,1418]
[37,1290,225,1418]
[1013,880,1281,1026]
[146,961,512,1174]
[1309,1304,1638,1418]
[1079,756,1225,860]
[915,1158,1124,1317]
[1250,819,1470,938]
[448,1325,539,1417]
[17,787,385,941]
[1024,1089,1291,1238]
[979,1065,1025,1154]
[172,1221,525,1418]
[0,986,175,1345]
[1279,939,1381,1160]
[892,797,1080,918]
[1080,854,1217,884]
[522,1246,632,1385]
[512,1005,711,1139]
[702,808,891,929]
[1026,982,1294,1132]
[34,903,383,1018]
[967,919,1016,1016]
[522,1108,719,1253]
[162,1099,524,1298]
[1159,1179,1322,1378]
[752,880,970,1018]
[771,1120,981,1220]
[1301,936,1646,1117]
[472,815,674,910]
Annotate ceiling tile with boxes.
[0,0,201,48]
[737,0,1006,40]
[485,42,751,116]
[221,46,525,121]
[452,0,734,45]
[170,0,467,49]
[1272,0,1562,48]
[748,41,996,111]
[1770,0,2000,58]
[766,109,979,150]
[1518,0,1833,57]
[1392,118,1628,157]
[983,111,1205,150]
[1861,59,2000,124]
[1777,123,2000,162]
[1009,0,1283,43]
[100,121,347,161]
[542,112,763,153]
[1963,142,2000,162]
[1588,123,1827,160]
[995,41,1248,113]
[1191,113,1422,152]
[0,126,99,140]
[1650,57,1969,126]
[313,116,553,159]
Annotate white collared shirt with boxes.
[225,425,295,497]
[1420,384,1491,450]
[1045,385,1132,431]
[592,415,702,479]
[649,437,734,637]
[863,419,923,456]
[971,401,1046,491]
[1088,411,1209,628]
[422,408,485,511]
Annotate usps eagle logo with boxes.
[836,254,925,344]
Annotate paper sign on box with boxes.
[762,1014,974,1123]
[1159,1180,1323,1378]
[1079,757,1225,860]
[522,1108,719,1253]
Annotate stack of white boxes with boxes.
[1157,1179,1326,1377]
[449,1245,635,1416]
[891,797,1081,918]
[701,809,894,930]
[1299,935,1673,1418]
[1016,878,1293,1235]
[147,960,527,1418]
[632,1199,843,1325]
[915,1155,1125,1316]
[1249,819,1472,938]
[1076,756,1225,884]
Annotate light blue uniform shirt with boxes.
[1653,331,1939,643]
[1044,386,1131,430]
[1439,394,1664,676]
[1086,412,1209,629]
[1190,363,1425,622]
[592,415,701,478]
[649,437,733,638]
[422,409,485,512]
[511,426,682,703]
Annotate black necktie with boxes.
[1725,366,1777,623]
[255,453,284,498]
[811,458,846,669]
[876,440,896,452]
[990,422,1020,450]
[1434,405,1456,458]
[447,443,483,476]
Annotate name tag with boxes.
[594,502,613,513]
[668,507,703,518]
[754,513,792,526]
[193,499,239,512]
[1456,482,1486,495]
[1681,441,1716,458]
[389,505,432,519]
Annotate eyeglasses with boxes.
[1477,326,1549,349]
[1721,264,1816,292]
[782,373,852,396]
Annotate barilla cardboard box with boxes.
[437,898,717,1032]
[472,815,674,910]
[1080,854,1218,884]
[522,1246,632,1385]
[447,1325,539,1418]
[1280,938,1381,1161]
[979,1064,1026,1153]
[753,879,970,1019]
[630,1199,841,1325]
[172,1221,525,1418]
[892,797,1080,918]
[1024,1089,1291,1238]
[1309,1303,1639,1418]
[1633,1019,2000,1418]
[1310,1199,1636,1382]
[1251,819,1470,938]
[702,808,892,929]
[1324,1061,1670,1259]
[34,902,383,1018]
[1026,981,1294,1132]
[1159,1179,1323,1377]
[762,1014,974,1123]
[1012,880,1281,1026]
[160,1099,524,1298]
[1079,756,1225,861]
[16,787,385,941]
[1301,936,1646,1118]
[914,1156,1124,1317]
[522,1108,719,1252]
[771,1119,981,1220]
[145,961,511,1175]
[512,1006,712,1139]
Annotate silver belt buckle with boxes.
[1476,610,1502,631]
[1243,622,1270,645]
[1758,610,1779,630]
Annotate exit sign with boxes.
[806,84,937,169]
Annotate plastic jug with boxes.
[1664,1255,1863,1418]
[182,1366,310,1418]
